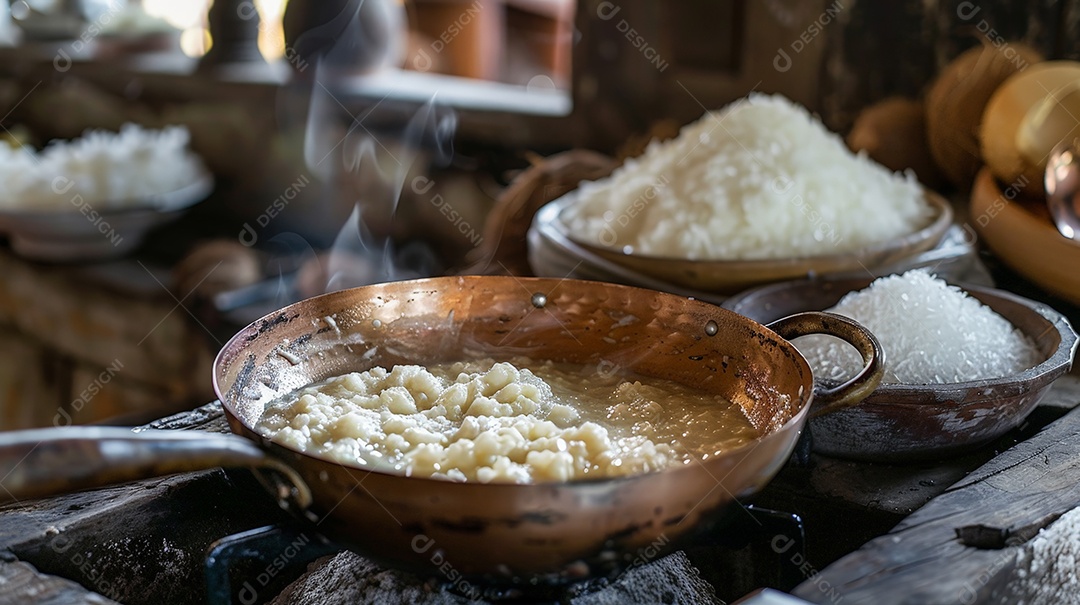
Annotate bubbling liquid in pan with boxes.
[255,358,764,484]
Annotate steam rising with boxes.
[286,1,457,295]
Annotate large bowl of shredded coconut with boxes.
[725,270,1077,461]
[544,94,952,293]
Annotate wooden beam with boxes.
[792,403,1080,604]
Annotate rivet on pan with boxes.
[530,293,547,308]
[705,320,719,336]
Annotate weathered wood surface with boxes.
[792,402,1080,604]
[752,374,1080,570]
[0,560,120,605]
[0,467,295,605]
[0,404,292,605]
[0,250,215,429]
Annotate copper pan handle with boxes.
[767,311,885,418]
[0,427,311,509]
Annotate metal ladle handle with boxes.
[0,427,311,509]
[767,311,885,418]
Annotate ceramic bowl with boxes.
[724,276,1077,461]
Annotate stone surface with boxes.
[270,550,721,605]
[571,551,721,605]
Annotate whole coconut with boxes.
[847,97,945,190]
[981,61,1080,198]
[926,42,1043,190]
[173,240,262,300]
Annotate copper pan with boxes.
[0,277,883,586]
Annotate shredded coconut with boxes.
[1002,506,1080,605]
[0,123,205,211]
[562,93,930,260]
[794,270,1041,384]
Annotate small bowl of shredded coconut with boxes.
[725,270,1077,461]
[0,123,211,261]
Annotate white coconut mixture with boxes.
[561,93,931,260]
[256,359,761,484]
[795,270,1041,384]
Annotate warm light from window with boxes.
[142,0,288,61]
[142,0,208,56]
[255,0,287,61]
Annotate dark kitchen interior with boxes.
[1,1,1080,604]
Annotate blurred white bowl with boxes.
[0,173,213,262]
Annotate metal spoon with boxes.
[1045,140,1080,240]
